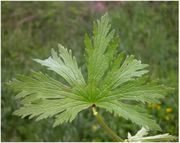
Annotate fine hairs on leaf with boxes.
[9,13,176,141]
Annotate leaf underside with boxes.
[10,13,171,130]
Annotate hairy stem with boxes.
[92,106,123,142]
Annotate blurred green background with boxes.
[2,1,178,141]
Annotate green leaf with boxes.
[98,101,161,131]
[34,44,86,87]
[103,55,149,90]
[10,71,90,124]
[10,71,75,100]
[103,79,169,104]
[13,98,89,123]
[53,103,88,127]
[85,13,116,85]
[10,13,172,132]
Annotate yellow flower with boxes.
[156,104,161,110]
[148,103,161,110]
[166,108,173,113]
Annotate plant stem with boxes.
[92,106,123,142]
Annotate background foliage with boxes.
[2,1,178,141]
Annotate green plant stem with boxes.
[92,106,123,142]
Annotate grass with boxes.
[2,1,178,141]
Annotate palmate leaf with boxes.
[10,13,171,131]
